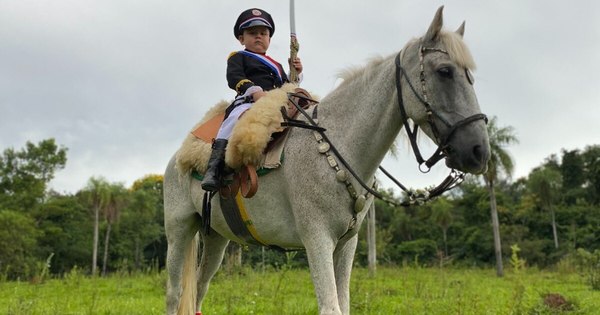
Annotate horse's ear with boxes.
[456,21,465,37]
[424,6,444,42]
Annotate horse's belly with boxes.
[190,180,303,248]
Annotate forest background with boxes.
[1,136,599,281]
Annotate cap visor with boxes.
[240,20,271,29]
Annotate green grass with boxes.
[1,267,599,314]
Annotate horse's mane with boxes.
[337,56,387,83]
[339,30,475,84]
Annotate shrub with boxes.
[574,248,600,290]
[0,210,39,279]
[391,239,438,266]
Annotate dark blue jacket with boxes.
[227,50,289,96]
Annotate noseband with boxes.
[394,45,488,172]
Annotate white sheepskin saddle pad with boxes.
[175,83,300,175]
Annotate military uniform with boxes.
[227,50,289,96]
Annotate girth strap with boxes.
[219,192,266,246]
[217,192,298,252]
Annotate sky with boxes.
[1,0,599,195]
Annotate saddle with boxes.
[187,86,315,198]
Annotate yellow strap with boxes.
[235,192,268,245]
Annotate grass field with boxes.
[1,266,599,315]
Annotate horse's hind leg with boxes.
[165,204,200,315]
[196,228,229,311]
[164,156,201,315]
[333,234,359,315]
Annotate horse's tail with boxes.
[177,232,198,315]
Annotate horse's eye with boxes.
[437,67,453,79]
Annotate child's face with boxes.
[238,26,271,54]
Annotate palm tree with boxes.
[482,116,518,277]
[431,198,453,257]
[528,166,562,249]
[80,177,110,276]
[101,184,128,276]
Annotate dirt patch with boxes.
[543,293,573,311]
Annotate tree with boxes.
[583,145,600,205]
[0,139,67,212]
[431,197,453,257]
[528,166,562,249]
[128,174,165,269]
[131,174,164,197]
[482,116,518,277]
[117,189,163,270]
[560,149,584,206]
[80,177,111,275]
[0,210,39,278]
[101,183,128,276]
[36,193,92,274]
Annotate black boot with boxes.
[201,139,228,191]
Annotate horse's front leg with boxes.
[333,233,358,315]
[302,230,343,315]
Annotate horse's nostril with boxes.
[473,145,483,162]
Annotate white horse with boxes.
[164,6,490,315]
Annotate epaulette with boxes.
[227,51,239,60]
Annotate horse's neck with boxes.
[318,56,402,179]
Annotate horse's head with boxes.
[399,6,490,175]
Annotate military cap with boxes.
[233,8,275,38]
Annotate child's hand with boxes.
[289,57,303,74]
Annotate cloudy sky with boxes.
[1,0,599,194]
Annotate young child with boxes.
[202,8,303,191]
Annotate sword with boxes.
[289,0,300,83]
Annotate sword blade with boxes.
[289,0,296,36]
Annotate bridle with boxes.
[394,43,488,172]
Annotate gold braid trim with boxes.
[235,79,253,93]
